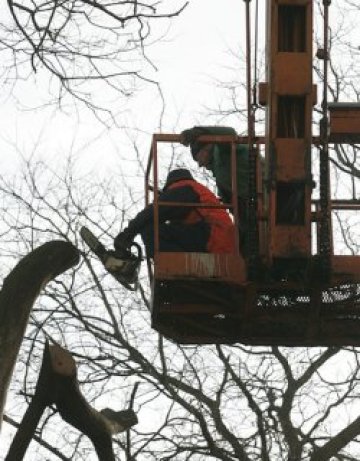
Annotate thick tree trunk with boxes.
[0,240,80,430]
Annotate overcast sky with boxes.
[0,1,353,177]
[0,0,253,176]
[1,0,353,194]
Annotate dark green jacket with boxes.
[195,126,249,202]
[207,142,249,203]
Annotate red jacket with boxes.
[167,179,235,253]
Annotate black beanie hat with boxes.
[180,126,237,159]
[164,168,193,189]
[180,127,211,159]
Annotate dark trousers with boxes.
[140,221,210,258]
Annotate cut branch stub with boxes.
[6,343,138,461]
[0,240,80,431]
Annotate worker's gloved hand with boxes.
[179,127,208,146]
[114,228,133,253]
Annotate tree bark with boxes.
[6,343,138,461]
[0,240,80,430]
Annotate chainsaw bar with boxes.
[80,226,142,291]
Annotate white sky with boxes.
[0,0,252,176]
[0,0,356,176]
[153,0,248,122]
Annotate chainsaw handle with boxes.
[129,242,142,261]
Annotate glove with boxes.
[114,228,133,252]
[179,127,209,146]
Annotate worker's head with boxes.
[164,168,194,189]
[179,126,214,168]
[180,127,237,168]
[191,142,213,168]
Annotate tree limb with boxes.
[6,342,138,460]
[0,240,80,430]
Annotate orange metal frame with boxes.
[145,134,360,281]
[144,134,245,253]
[145,132,360,346]
[144,0,360,346]
[145,133,249,286]
[328,103,360,143]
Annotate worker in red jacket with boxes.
[114,168,235,259]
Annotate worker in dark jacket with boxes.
[114,168,235,258]
[180,126,249,204]
[180,126,250,253]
